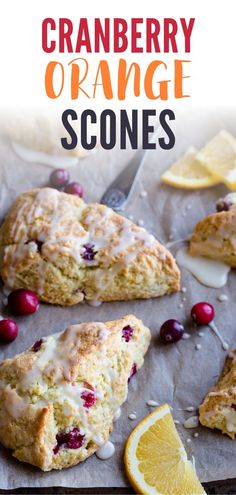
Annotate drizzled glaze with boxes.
[0,317,150,463]
[4,188,160,299]
[176,247,230,288]
[12,142,78,168]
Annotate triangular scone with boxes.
[0,188,180,305]
[189,193,236,267]
[0,314,151,471]
[199,350,236,438]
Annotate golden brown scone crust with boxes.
[199,350,236,438]
[189,205,236,267]
[0,314,151,470]
[0,188,180,305]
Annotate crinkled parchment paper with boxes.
[0,108,236,489]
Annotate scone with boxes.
[0,314,151,471]
[189,193,236,267]
[0,188,180,305]
[199,350,236,438]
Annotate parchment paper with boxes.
[0,107,236,489]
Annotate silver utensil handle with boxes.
[100,123,161,210]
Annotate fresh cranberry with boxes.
[64,181,84,198]
[53,428,85,454]
[160,319,184,344]
[81,390,96,408]
[216,197,232,212]
[122,325,134,342]
[31,339,44,352]
[0,319,18,344]
[50,168,70,188]
[8,289,39,316]
[231,404,236,411]
[81,243,97,261]
[128,363,137,383]
[191,302,215,326]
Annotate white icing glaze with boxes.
[146,400,159,407]
[176,247,230,288]
[198,332,204,337]
[96,441,115,460]
[5,188,159,299]
[128,412,137,420]
[137,219,144,226]
[140,190,147,198]
[185,406,195,412]
[209,321,229,350]
[166,238,188,249]
[93,434,105,447]
[87,300,102,307]
[218,294,228,302]
[225,192,236,206]
[12,141,78,167]
[8,387,28,416]
[183,416,199,429]
[113,408,121,422]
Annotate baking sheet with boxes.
[0,107,236,489]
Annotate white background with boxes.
[0,0,235,110]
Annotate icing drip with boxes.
[176,247,230,288]
[12,141,78,167]
[96,441,115,460]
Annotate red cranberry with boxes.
[64,181,84,198]
[128,363,137,383]
[160,319,184,344]
[53,428,85,454]
[8,289,39,316]
[231,404,236,411]
[216,197,232,212]
[122,325,134,342]
[191,302,214,326]
[81,390,96,408]
[31,339,44,352]
[50,168,70,188]
[0,319,18,343]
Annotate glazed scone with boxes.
[0,188,180,305]
[189,193,236,267]
[0,314,151,471]
[199,350,236,438]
